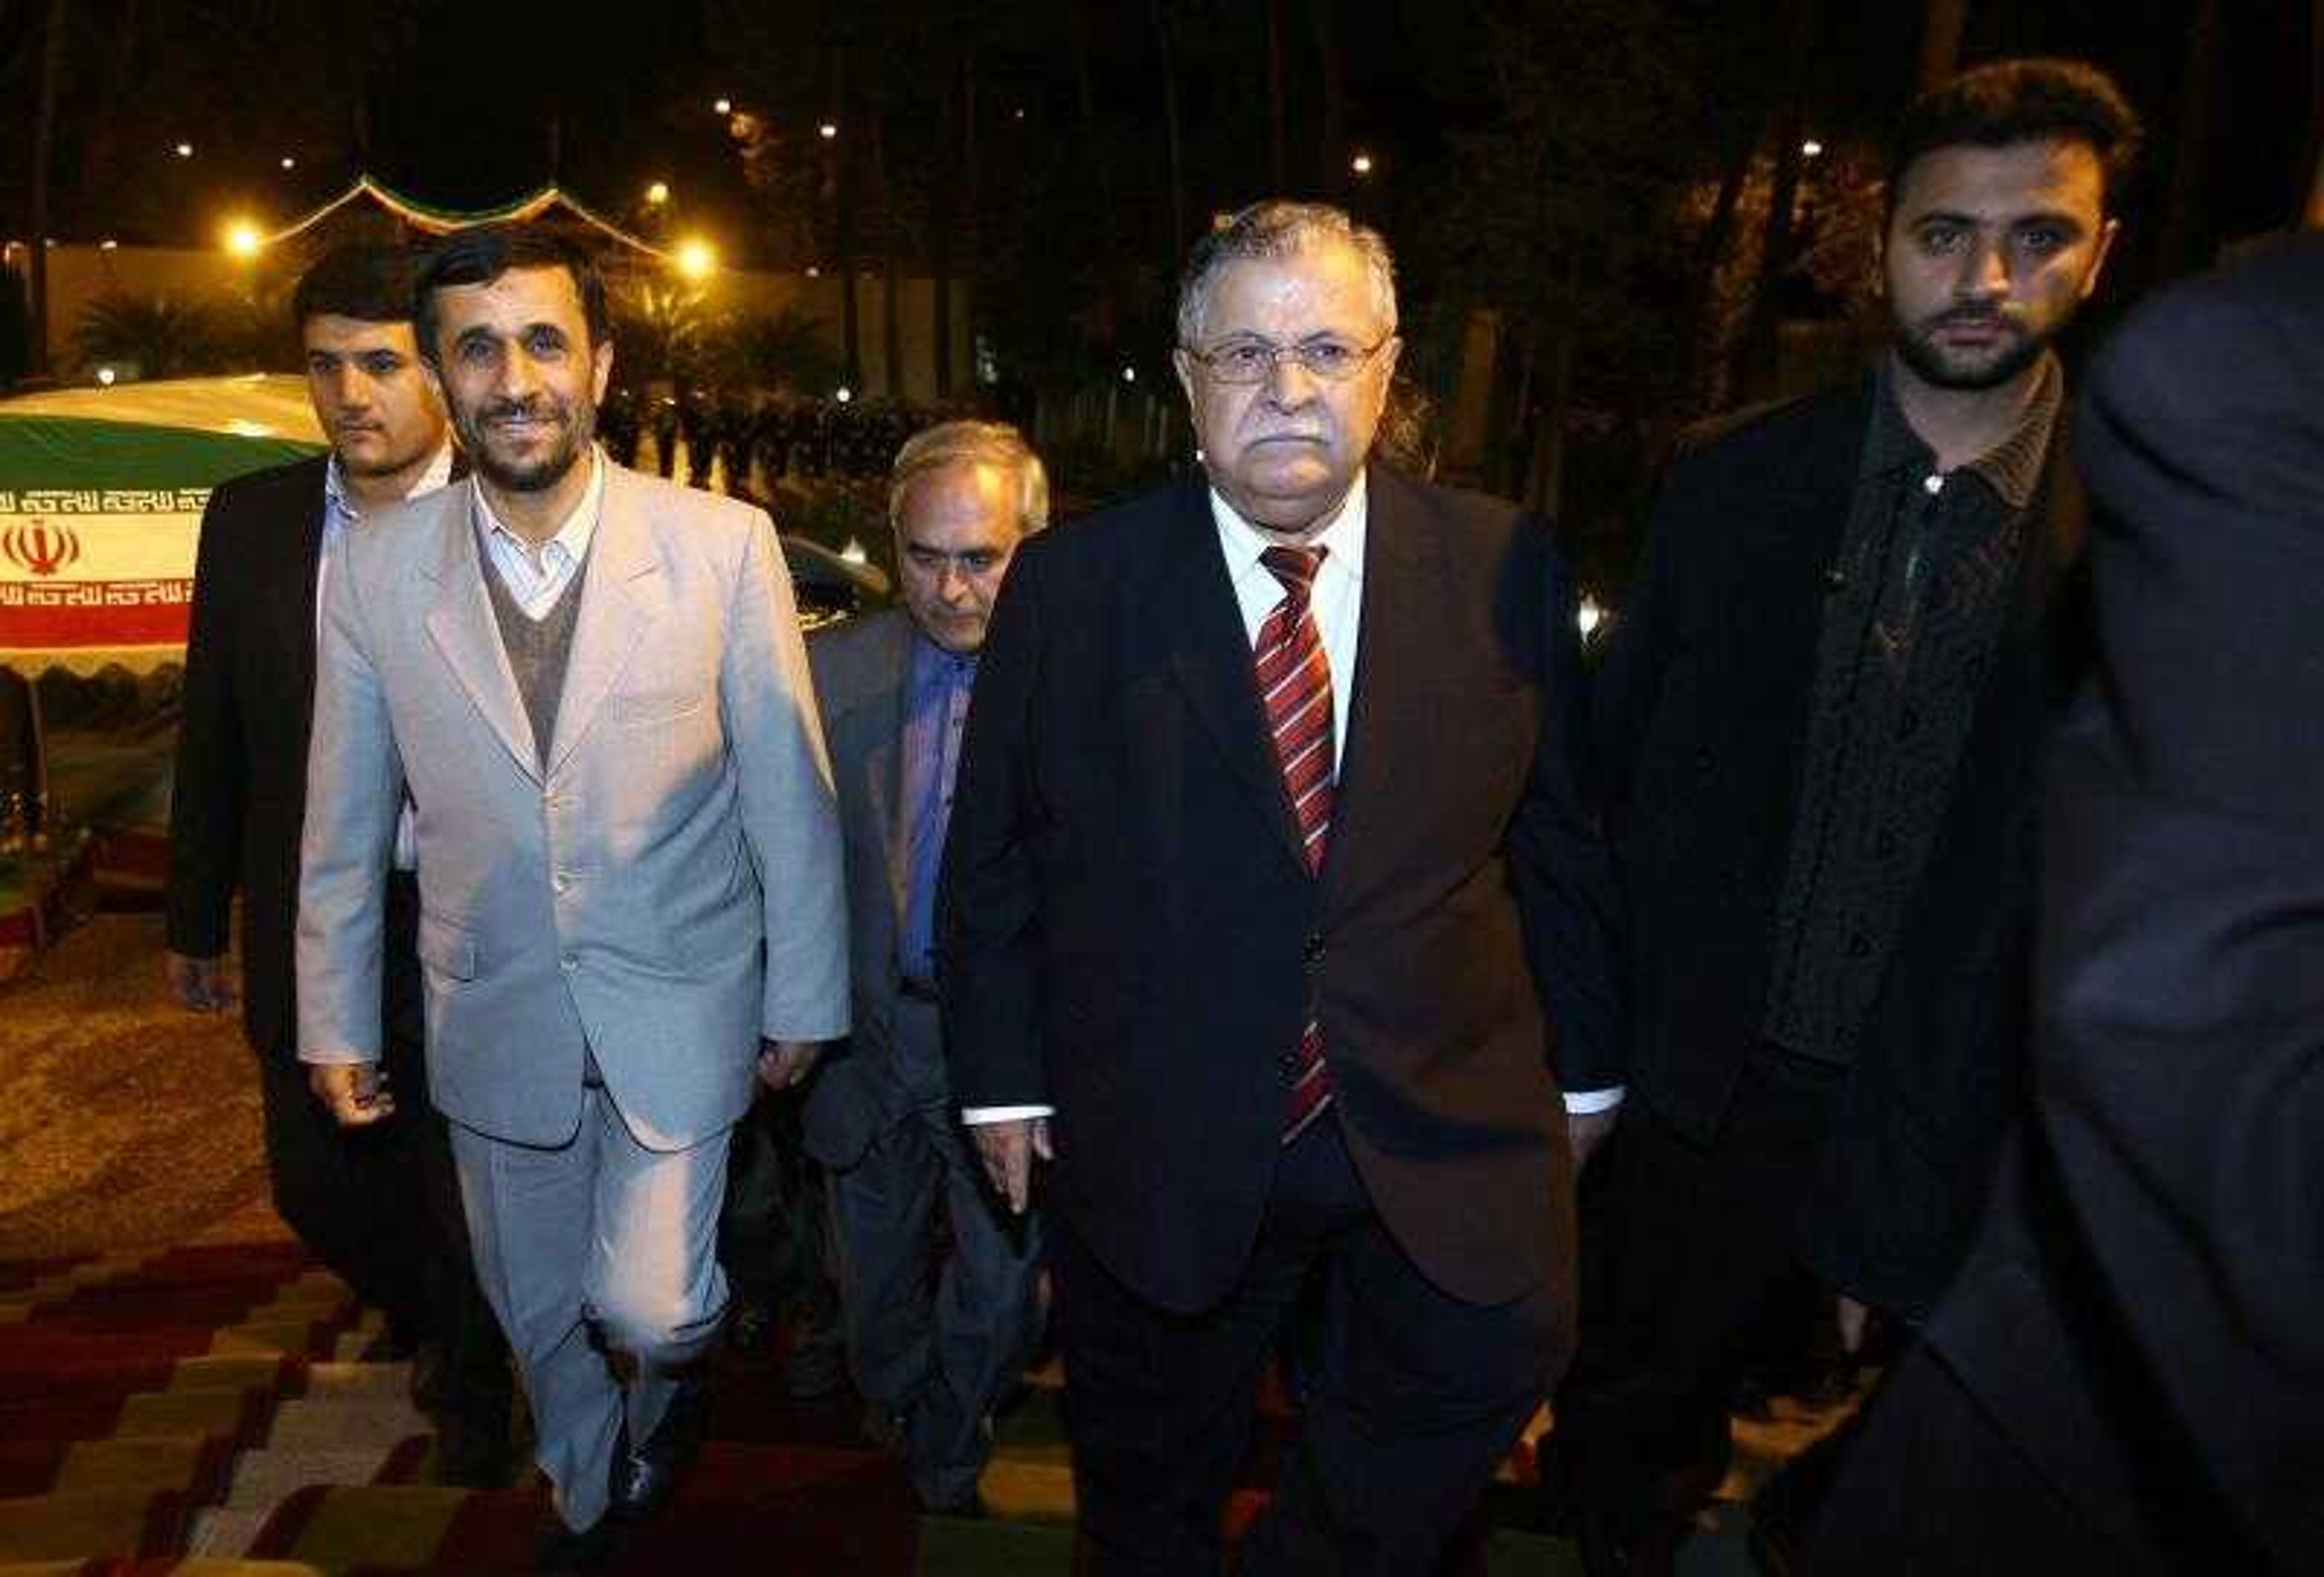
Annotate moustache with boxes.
[1925,306,2017,333]
[475,398,566,426]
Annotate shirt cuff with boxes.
[299,1047,378,1067]
[961,1104,1055,1126]
[1562,1086,1625,1116]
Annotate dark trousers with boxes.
[1054,1116,1557,1576]
[1551,1051,1842,1533]
[824,1002,1043,1507]
[259,875,510,1429]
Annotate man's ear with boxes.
[2079,217,2123,302]
[592,337,616,405]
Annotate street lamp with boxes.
[818,122,839,140]
[173,142,193,159]
[281,156,297,170]
[222,218,263,260]
[714,97,733,116]
[1350,152,1375,176]
[1800,139,1824,159]
[675,237,717,281]
[645,181,671,208]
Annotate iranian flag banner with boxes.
[0,377,322,676]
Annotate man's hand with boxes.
[166,952,234,1014]
[756,1038,824,1094]
[1567,1106,1619,1175]
[972,1116,1051,1215]
[308,1061,395,1127]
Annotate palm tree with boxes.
[71,295,226,379]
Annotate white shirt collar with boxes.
[1206,469,1369,586]
[324,442,456,525]
[472,446,606,569]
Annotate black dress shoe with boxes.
[607,1375,711,1523]
[536,1511,623,1574]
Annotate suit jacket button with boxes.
[1302,933,1326,964]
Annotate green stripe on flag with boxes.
[0,418,322,493]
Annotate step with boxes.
[222,1440,427,1510]
[294,1360,415,1405]
[260,1397,430,1452]
[0,1432,235,1501]
[0,1484,192,1560]
[189,1501,277,1558]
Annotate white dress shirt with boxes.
[472,447,606,619]
[318,445,456,871]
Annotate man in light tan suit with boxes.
[295,226,846,1572]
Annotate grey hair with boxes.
[888,419,1051,535]
[1175,200,1399,348]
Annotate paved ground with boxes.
[0,911,285,1260]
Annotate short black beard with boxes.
[455,399,596,494]
[1890,310,2051,393]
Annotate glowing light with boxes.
[840,539,868,564]
[1350,152,1375,175]
[645,181,670,207]
[713,97,733,115]
[1121,366,1137,384]
[222,219,264,259]
[98,239,117,251]
[1801,140,1824,158]
[834,385,854,404]
[173,142,194,159]
[95,366,117,387]
[804,265,821,278]
[1577,597,1605,637]
[280,156,297,170]
[674,237,717,280]
[818,122,839,140]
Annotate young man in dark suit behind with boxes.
[1544,59,2143,1573]
[165,243,512,1486]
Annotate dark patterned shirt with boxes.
[1761,355,2061,1066]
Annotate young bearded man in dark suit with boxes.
[939,200,1621,1575]
[1807,228,2324,1577]
[165,243,513,1486]
[1543,60,2144,1574]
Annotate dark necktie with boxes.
[1256,544,1334,1141]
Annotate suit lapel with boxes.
[422,486,542,782]
[1319,467,1438,900]
[289,465,329,723]
[865,614,915,935]
[545,466,666,779]
[1160,484,1312,878]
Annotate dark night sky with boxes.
[4,2,2312,246]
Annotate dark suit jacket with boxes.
[939,465,1620,1316]
[1920,236,2324,1572]
[1594,372,2089,1316]
[166,453,427,1059]
[801,608,925,1168]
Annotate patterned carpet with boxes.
[0,916,1841,1573]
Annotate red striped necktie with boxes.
[1256,543,1334,1141]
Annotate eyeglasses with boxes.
[1180,332,1396,386]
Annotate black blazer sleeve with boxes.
[936,531,1051,1110]
[1509,533,1625,1093]
[165,484,250,958]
